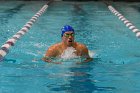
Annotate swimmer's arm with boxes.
[42,46,57,62]
[42,47,61,64]
[76,55,93,64]
[82,46,93,62]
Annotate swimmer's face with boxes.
[62,31,74,46]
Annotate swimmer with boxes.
[42,25,93,63]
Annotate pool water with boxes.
[1,1,140,93]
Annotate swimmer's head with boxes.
[61,25,74,37]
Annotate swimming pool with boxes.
[1,1,140,93]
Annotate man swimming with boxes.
[42,25,93,63]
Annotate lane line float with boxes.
[104,2,140,38]
[0,0,54,61]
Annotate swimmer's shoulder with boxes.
[46,43,62,57]
[48,42,62,50]
[75,42,87,49]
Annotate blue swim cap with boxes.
[61,25,74,37]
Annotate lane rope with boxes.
[0,0,53,61]
[105,2,140,38]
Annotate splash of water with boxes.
[60,47,78,59]
[60,47,96,59]
[52,47,96,63]
[88,50,95,58]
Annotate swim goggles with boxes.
[64,33,74,38]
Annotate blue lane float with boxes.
[0,0,53,61]
[107,5,140,38]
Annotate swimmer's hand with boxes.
[76,58,93,64]
[42,57,62,64]
[84,58,93,62]
[42,57,51,62]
